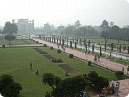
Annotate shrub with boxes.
[115,71,124,80]
[88,61,91,66]
[44,44,47,47]
[50,47,53,50]
[57,50,61,53]
[36,41,39,44]
[2,44,5,48]
[69,54,74,58]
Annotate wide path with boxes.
[33,38,129,97]
[33,38,129,74]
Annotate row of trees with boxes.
[42,71,109,97]
[101,20,129,42]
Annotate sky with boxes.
[0,0,129,27]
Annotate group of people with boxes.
[111,80,120,96]
[94,55,100,63]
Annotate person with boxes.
[83,92,88,97]
[114,83,119,96]
[94,55,97,63]
[36,70,39,75]
[111,80,115,89]
[30,62,32,70]
[88,50,90,54]
[98,56,100,62]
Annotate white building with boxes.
[16,19,34,34]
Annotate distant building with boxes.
[15,19,34,34]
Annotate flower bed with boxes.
[51,58,63,63]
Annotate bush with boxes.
[115,71,124,80]
[50,47,53,50]
[36,41,39,44]
[43,44,47,47]
[87,71,109,91]
[69,54,74,58]
[88,61,91,66]
[57,50,61,53]
[2,44,5,48]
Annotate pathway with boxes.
[33,38,129,97]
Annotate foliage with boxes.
[42,73,61,89]
[101,24,129,42]
[50,46,53,50]
[2,22,18,34]
[57,49,61,53]
[2,44,5,48]
[4,35,16,44]
[87,71,109,91]
[115,71,124,80]
[52,76,87,97]
[43,44,47,47]
[0,74,22,97]
[69,54,74,58]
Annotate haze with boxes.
[0,0,129,27]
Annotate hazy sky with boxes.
[0,0,129,27]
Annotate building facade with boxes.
[16,19,34,34]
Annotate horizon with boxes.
[0,0,129,27]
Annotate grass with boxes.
[0,39,36,45]
[0,47,116,97]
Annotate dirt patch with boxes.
[58,64,78,73]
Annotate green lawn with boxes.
[0,47,116,97]
[0,39,36,45]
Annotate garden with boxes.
[0,47,117,97]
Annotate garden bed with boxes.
[58,64,78,73]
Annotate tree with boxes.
[52,76,87,97]
[0,74,22,97]
[4,82,22,97]
[42,73,61,89]
[2,22,18,35]
[4,35,16,45]
[87,71,109,91]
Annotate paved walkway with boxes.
[33,38,129,97]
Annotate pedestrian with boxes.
[83,92,88,97]
[36,70,39,75]
[30,62,32,70]
[111,80,114,88]
[94,55,97,63]
[114,83,119,96]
